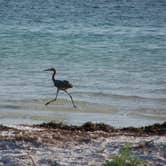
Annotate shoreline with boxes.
[0,121,165,165]
[34,121,166,136]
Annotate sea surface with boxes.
[0,0,165,127]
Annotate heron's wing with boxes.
[54,80,73,89]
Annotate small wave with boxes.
[1,98,114,114]
[74,91,166,102]
[0,104,19,110]
[151,88,166,94]
[129,108,166,121]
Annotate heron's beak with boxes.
[43,69,50,71]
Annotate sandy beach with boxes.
[0,122,165,166]
[0,0,166,165]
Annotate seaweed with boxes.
[34,121,166,135]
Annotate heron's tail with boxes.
[63,80,73,88]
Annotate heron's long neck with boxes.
[52,71,56,82]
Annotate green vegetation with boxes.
[104,144,148,166]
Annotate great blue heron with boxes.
[44,68,77,108]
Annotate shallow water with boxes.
[0,0,166,127]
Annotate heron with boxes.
[44,68,77,108]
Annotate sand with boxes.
[0,122,165,166]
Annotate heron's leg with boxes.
[64,90,77,108]
[45,89,59,105]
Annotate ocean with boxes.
[0,0,165,127]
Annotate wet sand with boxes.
[0,122,165,165]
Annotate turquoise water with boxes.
[0,0,166,127]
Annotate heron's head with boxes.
[44,68,56,72]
